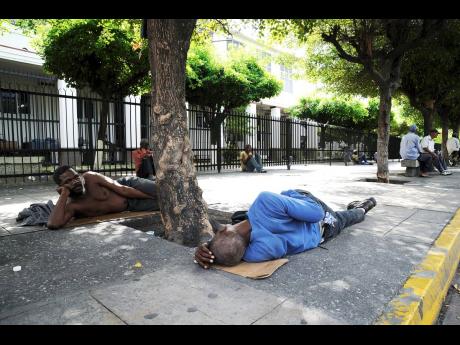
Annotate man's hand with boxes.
[56,185,71,196]
[194,242,214,269]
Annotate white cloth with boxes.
[421,135,435,152]
[400,132,422,160]
[447,137,460,155]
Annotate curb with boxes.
[375,208,460,325]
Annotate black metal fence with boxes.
[0,86,401,184]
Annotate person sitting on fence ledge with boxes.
[400,124,432,177]
[194,189,376,268]
[47,166,159,230]
[239,144,267,173]
[133,138,155,180]
[420,129,452,176]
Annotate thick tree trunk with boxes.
[421,103,435,136]
[453,119,460,135]
[439,106,449,163]
[147,19,212,246]
[97,100,110,141]
[94,100,110,169]
[376,85,391,183]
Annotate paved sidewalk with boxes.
[0,162,459,324]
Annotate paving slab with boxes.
[406,209,454,225]
[385,220,448,245]
[0,223,192,313]
[0,292,125,325]
[91,266,286,325]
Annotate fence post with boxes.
[217,125,222,173]
[329,125,332,166]
[286,118,292,169]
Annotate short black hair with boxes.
[140,138,149,149]
[209,232,247,267]
[53,165,73,185]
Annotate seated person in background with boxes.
[351,150,372,165]
[47,166,159,230]
[420,129,452,176]
[194,189,376,268]
[239,144,266,173]
[446,132,460,166]
[133,138,155,180]
[400,124,432,177]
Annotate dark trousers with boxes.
[136,156,155,180]
[417,153,433,173]
[116,176,159,211]
[420,152,446,173]
[295,190,365,243]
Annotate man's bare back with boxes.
[47,168,157,229]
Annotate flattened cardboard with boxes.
[213,258,289,279]
[65,211,158,228]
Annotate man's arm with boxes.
[47,186,76,230]
[89,172,154,199]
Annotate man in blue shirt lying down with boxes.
[194,190,376,268]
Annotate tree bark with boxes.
[97,100,110,141]
[438,106,450,162]
[376,85,391,183]
[421,100,435,136]
[147,19,212,246]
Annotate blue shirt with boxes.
[243,190,325,262]
[400,132,422,160]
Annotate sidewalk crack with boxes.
[88,292,128,325]
[249,298,288,325]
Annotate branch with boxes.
[215,19,232,38]
[322,30,362,64]
[386,19,445,61]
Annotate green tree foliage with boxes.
[41,20,150,140]
[185,43,282,144]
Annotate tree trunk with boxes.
[97,100,110,141]
[420,105,434,136]
[94,99,110,169]
[376,85,391,183]
[147,19,212,246]
[439,106,449,163]
[454,119,460,135]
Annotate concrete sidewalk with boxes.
[0,162,459,324]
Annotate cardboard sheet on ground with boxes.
[212,258,289,279]
[65,211,158,228]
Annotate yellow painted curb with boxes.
[375,208,460,325]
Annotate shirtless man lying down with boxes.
[47,165,159,229]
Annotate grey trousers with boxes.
[116,176,160,212]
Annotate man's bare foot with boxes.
[419,173,429,177]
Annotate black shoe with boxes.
[346,197,377,214]
[258,170,267,173]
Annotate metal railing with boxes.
[0,85,401,184]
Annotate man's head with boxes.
[430,129,440,139]
[140,138,150,149]
[244,144,252,153]
[453,132,459,139]
[53,165,85,197]
[208,225,248,266]
[409,124,417,133]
